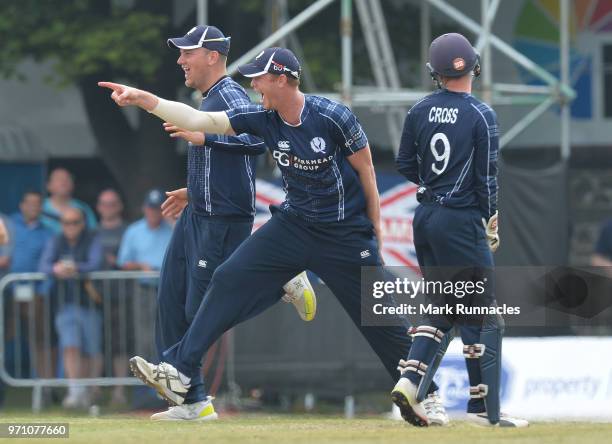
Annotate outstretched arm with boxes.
[98,81,235,135]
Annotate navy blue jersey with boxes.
[226,95,369,224]
[188,77,266,219]
[396,89,499,219]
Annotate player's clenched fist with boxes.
[98,81,159,111]
[163,122,205,145]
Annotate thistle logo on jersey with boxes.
[310,137,326,153]
[277,140,290,150]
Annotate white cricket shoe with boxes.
[422,391,449,426]
[390,377,429,427]
[467,412,529,428]
[129,356,190,406]
[282,271,317,321]
[150,396,218,421]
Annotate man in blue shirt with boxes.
[117,189,173,271]
[10,191,53,274]
[0,214,11,277]
[99,47,442,422]
[2,192,54,401]
[39,206,103,409]
[393,33,526,427]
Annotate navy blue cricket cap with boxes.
[167,25,231,56]
[428,33,479,78]
[143,189,165,209]
[238,47,301,80]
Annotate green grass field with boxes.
[1,414,611,444]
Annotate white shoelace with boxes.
[423,393,445,416]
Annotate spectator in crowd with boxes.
[591,219,612,266]
[0,216,9,245]
[39,207,103,409]
[95,188,130,405]
[96,189,126,270]
[0,214,12,277]
[0,214,12,408]
[117,189,173,271]
[8,191,55,384]
[10,191,53,274]
[41,168,97,234]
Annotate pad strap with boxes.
[470,384,489,399]
[408,326,445,343]
[397,359,428,376]
[463,343,486,358]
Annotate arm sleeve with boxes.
[472,104,499,220]
[324,104,368,156]
[396,112,420,185]
[76,235,103,272]
[150,99,232,134]
[204,133,267,155]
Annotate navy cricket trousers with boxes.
[156,205,254,403]
[411,202,496,412]
[163,209,413,389]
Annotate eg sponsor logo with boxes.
[272,150,290,167]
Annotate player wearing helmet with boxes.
[392,33,527,428]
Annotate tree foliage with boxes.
[0,0,169,85]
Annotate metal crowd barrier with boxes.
[0,271,236,412]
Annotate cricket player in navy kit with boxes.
[150,27,317,421]
[99,47,447,424]
[392,33,527,427]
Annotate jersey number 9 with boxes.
[430,132,450,175]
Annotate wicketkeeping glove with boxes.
[482,211,499,252]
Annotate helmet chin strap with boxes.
[473,54,481,78]
[426,62,444,90]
